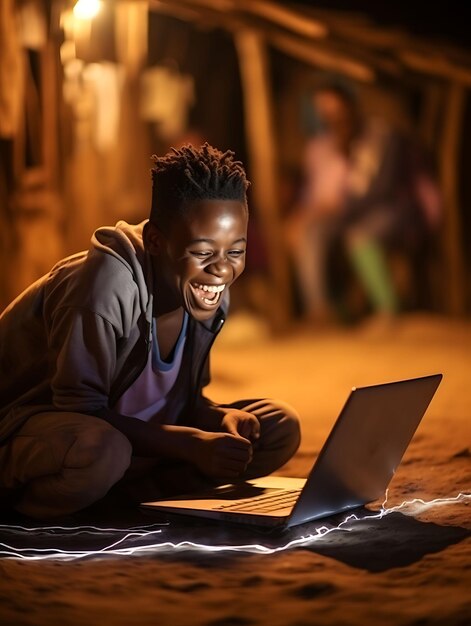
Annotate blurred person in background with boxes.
[285,79,441,328]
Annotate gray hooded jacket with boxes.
[0,221,227,444]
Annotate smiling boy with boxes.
[0,144,301,519]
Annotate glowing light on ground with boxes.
[0,492,468,561]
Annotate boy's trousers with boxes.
[0,399,300,519]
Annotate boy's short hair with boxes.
[150,143,250,230]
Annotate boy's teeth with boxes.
[194,283,225,293]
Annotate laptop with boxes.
[141,373,442,529]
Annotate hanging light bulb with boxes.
[73,0,101,20]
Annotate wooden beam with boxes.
[399,51,471,87]
[239,0,327,39]
[269,31,375,83]
[149,0,244,32]
[234,29,291,330]
[157,0,327,38]
[309,10,408,49]
[439,82,467,315]
[148,0,200,23]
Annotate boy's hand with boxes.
[192,431,253,478]
[221,409,261,443]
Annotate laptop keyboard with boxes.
[214,489,302,514]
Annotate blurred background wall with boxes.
[1,0,470,329]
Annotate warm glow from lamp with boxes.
[73,0,101,19]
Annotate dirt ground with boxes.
[0,313,470,626]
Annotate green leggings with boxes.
[348,239,398,314]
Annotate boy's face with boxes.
[148,199,248,321]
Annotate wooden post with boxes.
[41,39,59,189]
[439,82,467,315]
[114,1,151,219]
[419,82,442,150]
[235,29,291,330]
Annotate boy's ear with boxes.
[144,221,164,255]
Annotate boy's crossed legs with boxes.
[0,400,300,519]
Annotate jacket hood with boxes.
[92,220,152,320]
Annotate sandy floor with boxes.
[0,313,470,626]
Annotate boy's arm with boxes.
[48,306,119,413]
[192,396,260,443]
[95,407,253,479]
[95,407,202,458]
[192,395,228,431]
[191,346,260,441]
